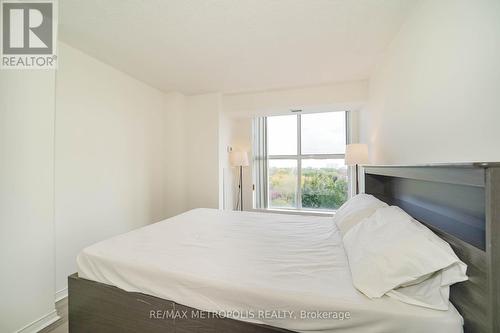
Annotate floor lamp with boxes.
[229,151,249,211]
[345,144,369,195]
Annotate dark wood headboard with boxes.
[362,163,500,333]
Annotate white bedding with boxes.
[77,208,463,333]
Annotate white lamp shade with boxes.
[229,151,249,167]
[345,144,369,166]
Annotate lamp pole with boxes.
[229,150,248,211]
[355,164,359,195]
[239,165,243,211]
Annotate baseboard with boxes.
[15,309,60,333]
[55,287,68,302]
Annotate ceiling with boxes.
[59,0,417,95]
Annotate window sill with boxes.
[251,208,335,217]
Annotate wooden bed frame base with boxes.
[68,273,293,333]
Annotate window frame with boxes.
[266,111,350,211]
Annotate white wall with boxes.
[223,80,368,118]
[0,71,57,332]
[163,92,189,216]
[360,0,500,164]
[185,93,221,210]
[55,43,187,295]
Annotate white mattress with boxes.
[77,208,463,333]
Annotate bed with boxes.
[68,163,500,333]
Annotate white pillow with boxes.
[386,265,465,310]
[333,194,387,235]
[343,205,468,310]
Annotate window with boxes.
[255,111,349,211]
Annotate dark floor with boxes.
[40,297,68,333]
